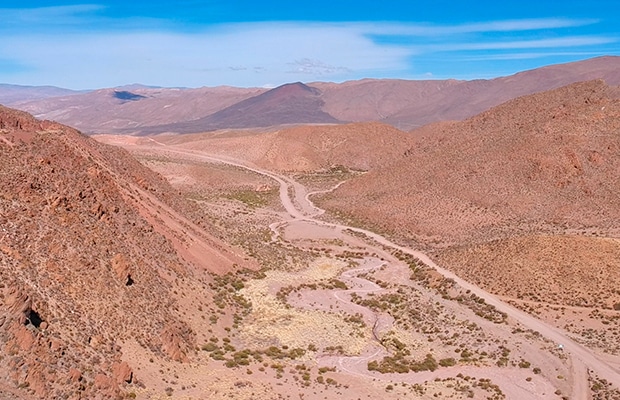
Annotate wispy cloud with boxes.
[0,11,616,88]
[0,5,105,28]
[287,58,351,75]
[366,18,598,36]
[0,4,171,34]
[458,51,606,61]
[425,36,617,52]
[443,36,617,50]
[455,18,598,32]
[0,24,410,88]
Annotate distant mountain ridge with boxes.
[138,82,340,134]
[0,84,83,104]
[2,56,620,134]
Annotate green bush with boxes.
[439,357,457,367]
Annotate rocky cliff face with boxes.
[0,105,245,398]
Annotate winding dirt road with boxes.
[138,140,620,399]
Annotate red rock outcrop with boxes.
[110,253,133,285]
[112,362,133,385]
[0,105,242,398]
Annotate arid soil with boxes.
[97,122,620,399]
[312,81,620,374]
[0,106,254,399]
[90,79,620,399]
[129,122,414,174]
[436,235,620,357]
[306,83,620,368]
[3,76,620,400]
[318,80,620,246]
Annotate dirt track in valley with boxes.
[129,139,620,399]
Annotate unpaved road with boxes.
[133,141,620,399]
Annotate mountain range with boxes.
[2,55,620,399]
[2,56,620,134]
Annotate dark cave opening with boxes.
[25,309,43,328]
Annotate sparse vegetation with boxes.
[6,80,617,399]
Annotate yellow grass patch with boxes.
[239,257,368,355]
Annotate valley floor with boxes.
[96,134,620,400]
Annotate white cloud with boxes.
[360,18,598,36]
[426,36,617,52]
[286,58,351,75]
[0,23,411,88]
[0,5,105,27]
[0,18,615,88]
[459,51,605,61]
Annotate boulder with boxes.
[68,368,82,383]
[112,361,133,384]
[111,254,133,286]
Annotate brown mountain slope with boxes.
[0,106,251,398]
[310,78,463,123]
[318,80,620,246]
[12,86,265,134]
[0,84,81,105]
[159,122,414,172]
[8,56,620,135]
[384,55,620,129]
[140,82,341,134]
[436,235,620,311]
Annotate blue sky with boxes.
[0,1,618,89]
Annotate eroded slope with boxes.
[0,106,250,399]
[319,80,620,246]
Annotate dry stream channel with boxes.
[141,141,620,399]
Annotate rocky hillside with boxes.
[0,106,250,399]
[161,122,415,172]
[318,80,620,247]
[382,55,620,129]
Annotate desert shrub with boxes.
[368,353,438,374]
[287,348,306,359]
[439,357,457,367]
[460,349,474,361]
[201,343,218,352]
